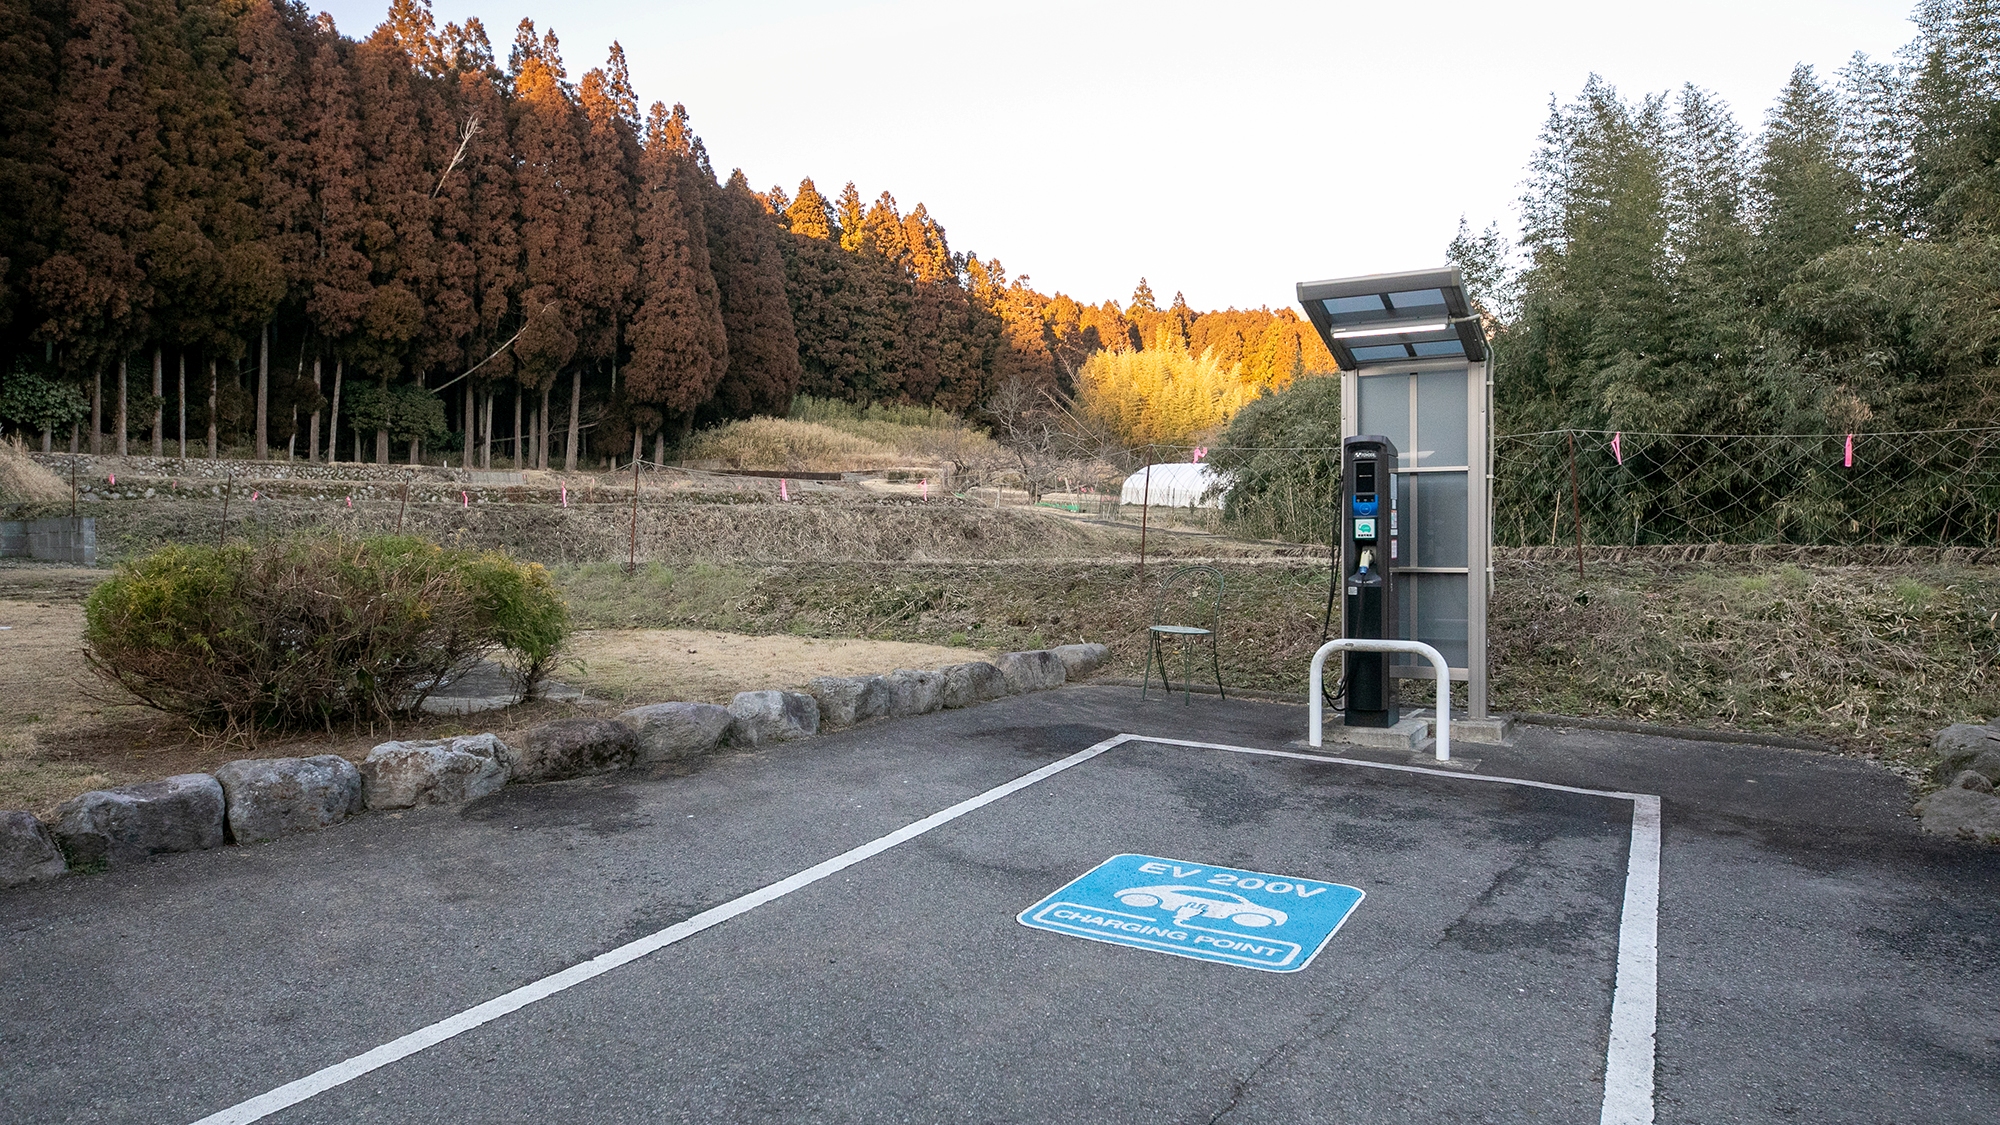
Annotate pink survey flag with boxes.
[1611,432,1624,465]
[561,484,568,508]
[345,495,352,508]
[922,478,929,501]
[108,473,115,485]
[779,478,789,501]
[251,490,258,501]
[1844,434,1854,468]
[461,490,469,508]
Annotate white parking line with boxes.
[187,733,1659,1125]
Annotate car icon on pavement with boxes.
[1114,885,1288,928]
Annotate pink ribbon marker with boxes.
[1844,434,1854,468]
[779,479,789,501]
[251,490,259,501]
[461,490,469,508]
[922,478,929,501]
[346,495,352,508]
[108,473,116,486]
[1612,432,1623,465]
[561,484,568,508]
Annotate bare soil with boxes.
[565,629,986,706]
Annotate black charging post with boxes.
[1341,434,1401,727]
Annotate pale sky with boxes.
[315,0,1920,312]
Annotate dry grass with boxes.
[0,437,68,503]
[1488,559,2000,771]
[557,557,2000,774]
[680,418,913,471]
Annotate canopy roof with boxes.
[1296,267,1486,369]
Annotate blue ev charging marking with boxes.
[1018,854,1364,973]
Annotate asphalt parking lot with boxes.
[3,685,1997,1124]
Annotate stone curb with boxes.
[0,645,1112,889]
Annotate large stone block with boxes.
[809,675,891,728]
[1933,723,2000,781]
[1050,643,1111,679]
[941,662,1009,709]
[1916,786,2000,843]
[883,668,945,717]
[214,756,364,844]
[728,690,820,747]
[52,774,226,868]
[620,702,735,763]
[0,810,66,887]
[502,718,639,782]
[998,650,1068,694]
[361,735,510,810]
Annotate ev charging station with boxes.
[1298,267,1494,723]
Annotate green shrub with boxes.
[1207,374,1342,544]
[83,535,568,731]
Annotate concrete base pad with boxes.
[1318,717,1430,752]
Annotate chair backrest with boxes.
[1152,564,1225,632]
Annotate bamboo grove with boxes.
[0,0,1336,467]
[1458,0,2000,546]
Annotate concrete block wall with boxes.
[0,517,96,566]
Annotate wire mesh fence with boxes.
[1113,428,2000,550]
[1494,428,2000,549]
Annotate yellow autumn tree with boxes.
[1075,328,1259,447]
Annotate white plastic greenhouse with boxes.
[1118,463,1227,509]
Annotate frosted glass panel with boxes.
[1415,472,1469,568]
[1356,372,1411,468]
[1396,573,1470,669]
[1415,369,1468,467]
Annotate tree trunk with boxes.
[255,324,269,460]
[151,346,163,456]
[512,386,523,469]
[40,426,50,453]
[207,359,218,458]
[90,365,100,454]
[69,422,78,455]
[328,360,343,463]
[482,390,492,469]
[177,352,186,458]
[409,437,419,465]
[564,368,580,472]
[374,374,389,464]
[654,431,664,468]
[462,381,474,467]
[116,354,128,457]
[538,382,551,469]
[308,355,321,463]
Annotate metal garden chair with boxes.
[1142,564,1226,704]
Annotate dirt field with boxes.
[564,628,986,706]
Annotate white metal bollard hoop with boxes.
[1308,638,1453,762]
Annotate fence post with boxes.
[1569,429,1582,578]
[1137,458,1152,581]
[627,454,641,575]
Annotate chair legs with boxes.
[1139,634,1226,704]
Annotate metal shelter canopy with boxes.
[1298,268,1486,370]
[1297,265,1494,720]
